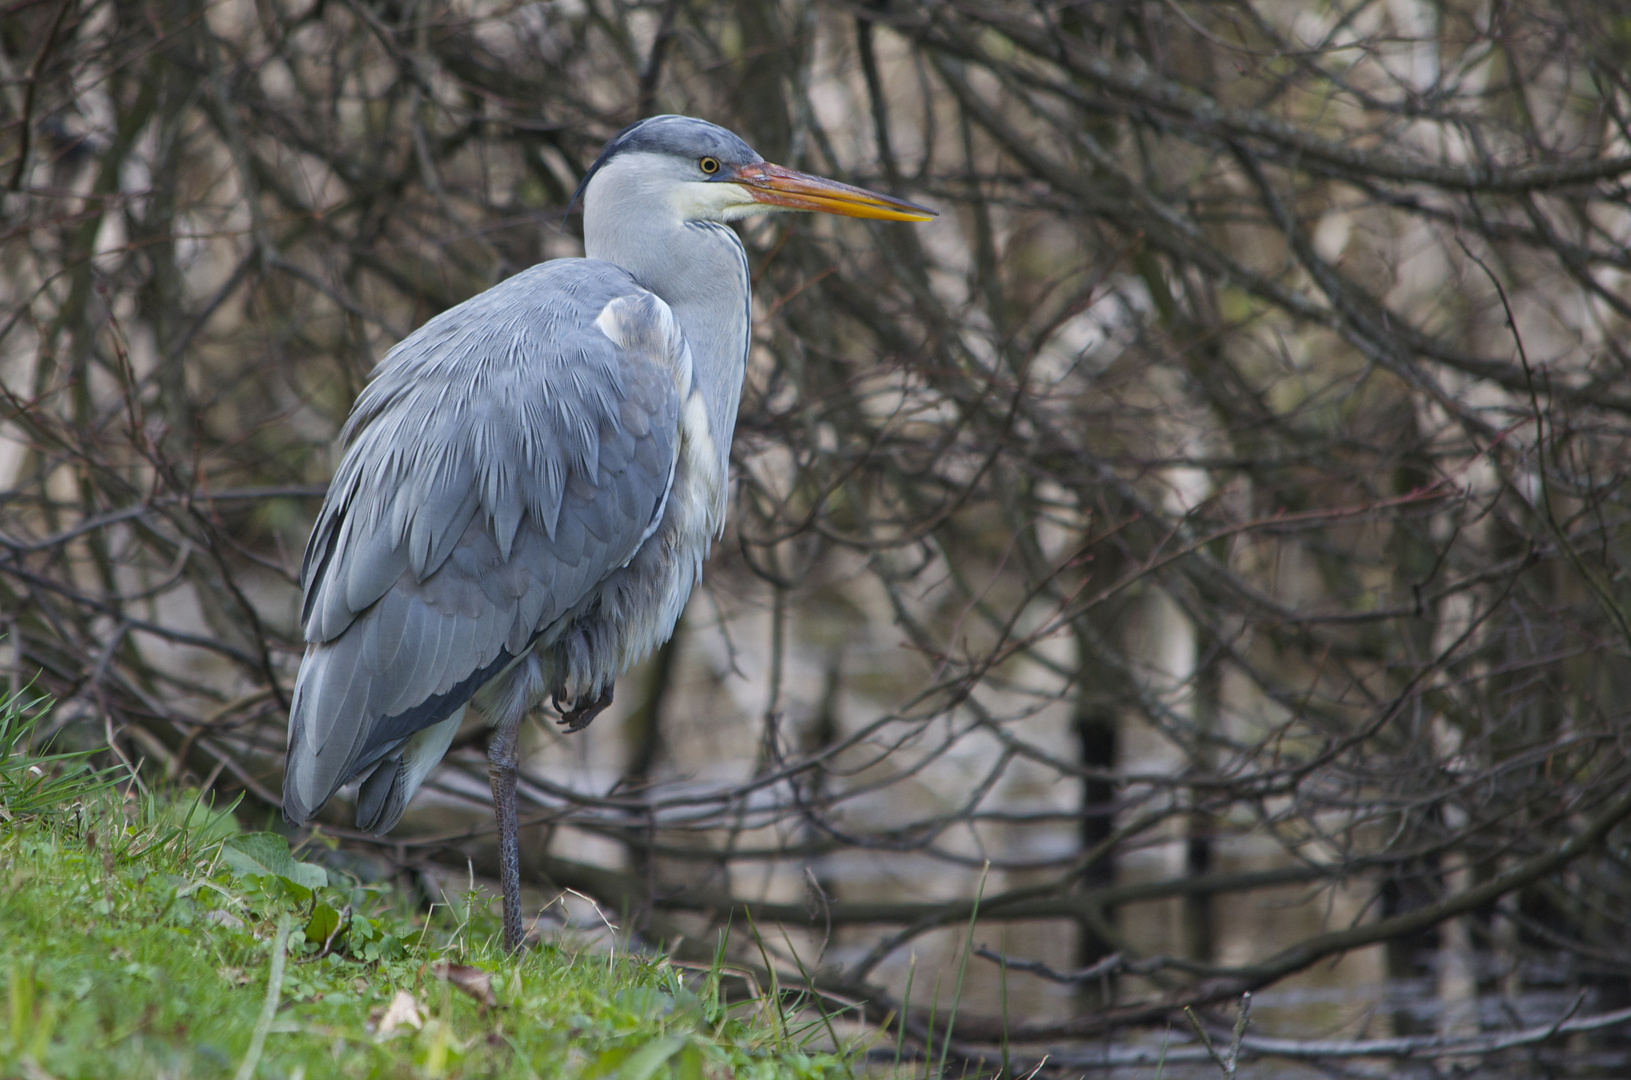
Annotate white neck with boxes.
[582,158,751,483]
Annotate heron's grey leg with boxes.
[487,706,526,954]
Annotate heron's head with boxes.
[572,115,935,227]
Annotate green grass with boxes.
[0,694,861,1080]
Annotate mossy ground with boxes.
[0,694,863,1079]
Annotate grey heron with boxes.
[281,115,934,952]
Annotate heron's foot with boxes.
[553,686,613,732]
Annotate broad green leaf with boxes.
[673,1044,705,1080]
[220,832,328,889]
[305,902,341,944]
[285,861,327,889]
[587,1045,633,1079]
[616,1036,686,1080]
[283,878,316,904]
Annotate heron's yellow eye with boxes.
[699,156,720,175]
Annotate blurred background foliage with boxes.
[5,0,1631,1073]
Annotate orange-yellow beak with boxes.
[730,162,936,222]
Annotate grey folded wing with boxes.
[283,260,690,825]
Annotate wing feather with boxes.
[369,587,410,673]
[284,263,690,828]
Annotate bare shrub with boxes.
[5,0,1631,1071]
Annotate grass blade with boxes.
[892,953,916,1078]
[935,861,988,1079]
[234,914,292,1080]
[998,927,1009,1080]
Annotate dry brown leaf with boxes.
[375,990,424,1036]
[432,962,497,1008]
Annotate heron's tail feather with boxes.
[282,640,378,825]
[354,706,467,834]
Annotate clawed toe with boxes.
[552,686,614,732]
